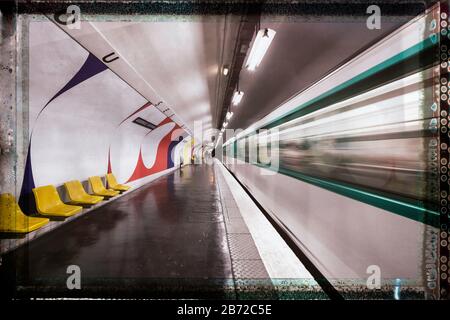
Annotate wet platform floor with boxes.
[0,165,275,299]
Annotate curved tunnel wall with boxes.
[19,20,188,212]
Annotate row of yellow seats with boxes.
[0,174,130,234]
[33,174,131,217]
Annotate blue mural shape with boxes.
[19,53,108,214]
[167,137,184,168]
[37,53,108,118]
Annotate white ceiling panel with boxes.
[48,15,242,141]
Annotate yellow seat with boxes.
[89,176,120,197]
[0,193,49,233]
[106,173,131,192]
[64,180,104,205]
[33,185,82,217]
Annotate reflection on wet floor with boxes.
[0,165,234,299]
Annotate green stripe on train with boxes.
[225,151,439,227]
[263,36,437,130]
[223,36,436,147]
[251,162,439,228]
[222,37,439,227]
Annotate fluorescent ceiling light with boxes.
[226,111,234,120]
[223,122,228,128]
[223,66,229,76]
[232,91,244,106]
[246,28,276,71]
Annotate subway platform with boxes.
[0,162,321,300]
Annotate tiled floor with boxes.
[0,164,271,299]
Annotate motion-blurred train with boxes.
[221,4,439,294]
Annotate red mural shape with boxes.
[107,102,153,175]
[107,102,186,184]
[118,102,152,126]
[107,147,112,174]
[126,118,181,183]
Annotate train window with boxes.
[237,139,246,161]
[257,132,271,166]
[248,134,258,164]
[245,138,250,163]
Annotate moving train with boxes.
[221,4,439,295]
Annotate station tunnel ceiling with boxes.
[52,12,415,137]
[51,15,241,138]
[229,16,412,130]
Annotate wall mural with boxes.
[19,20,187,213]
